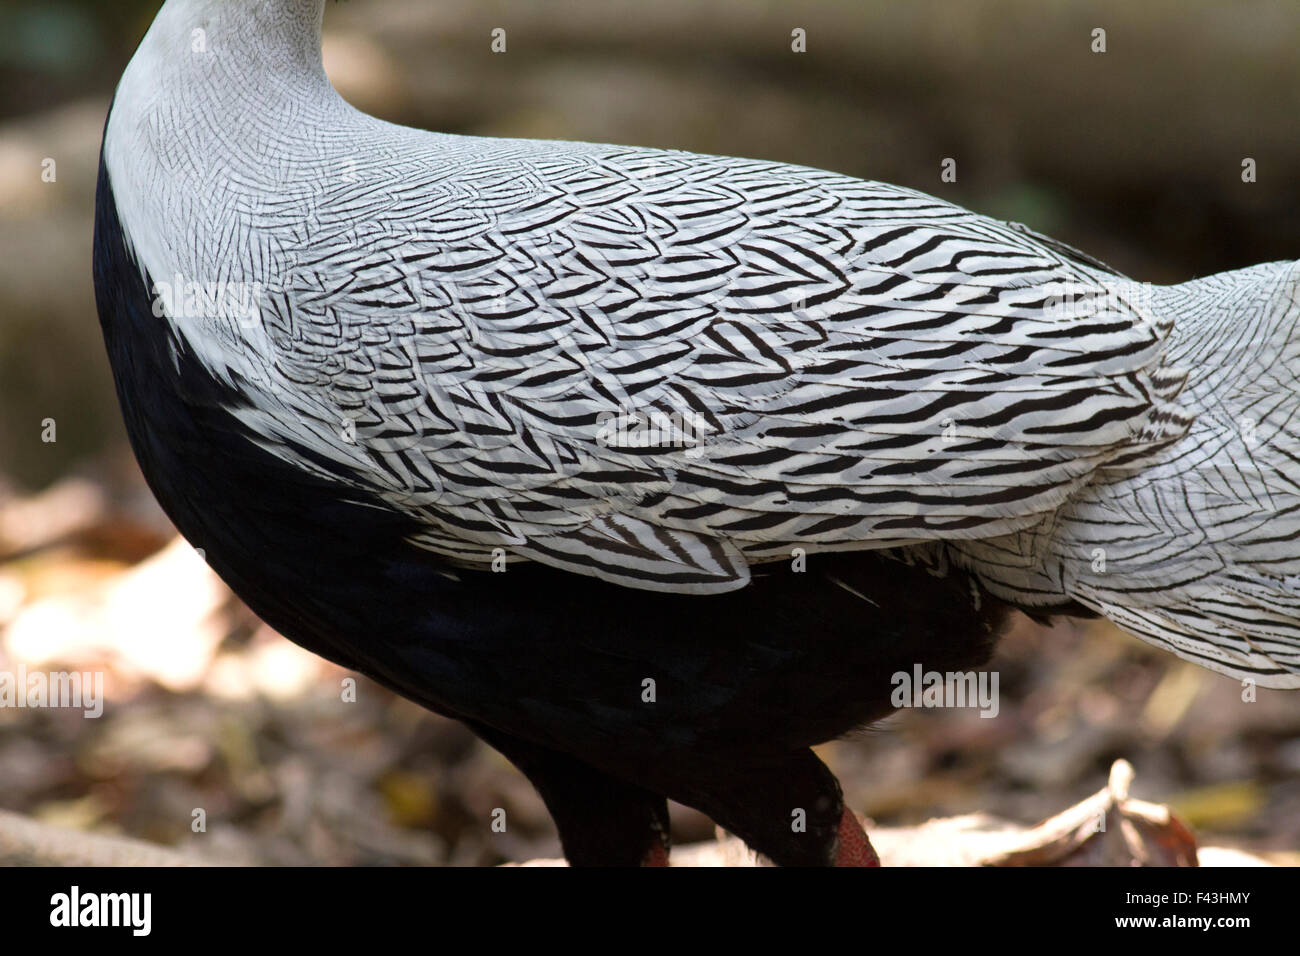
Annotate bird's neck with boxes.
[104,0,345,230]
[100,0,346,382]
[136,0,330,99]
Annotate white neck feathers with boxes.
[101,0,348,388]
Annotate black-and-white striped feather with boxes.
[100,0,1300,686]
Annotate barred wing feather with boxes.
[257,140,1191,590]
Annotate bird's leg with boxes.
[466,721,671,866]
[667,748,878,866]
[832,807,881,867]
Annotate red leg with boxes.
[833,808,881,867]
[641,841,671,867]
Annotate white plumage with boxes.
[101,0,1300,686]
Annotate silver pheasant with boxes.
[101,0,1300,687]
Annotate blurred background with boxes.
[0,0,1298,865]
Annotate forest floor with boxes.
[1,460,1298,866]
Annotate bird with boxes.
[92,0,1300,866]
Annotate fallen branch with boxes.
[0,762,1272,867]
[0,809,201,867]
[516,762,1272,867]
